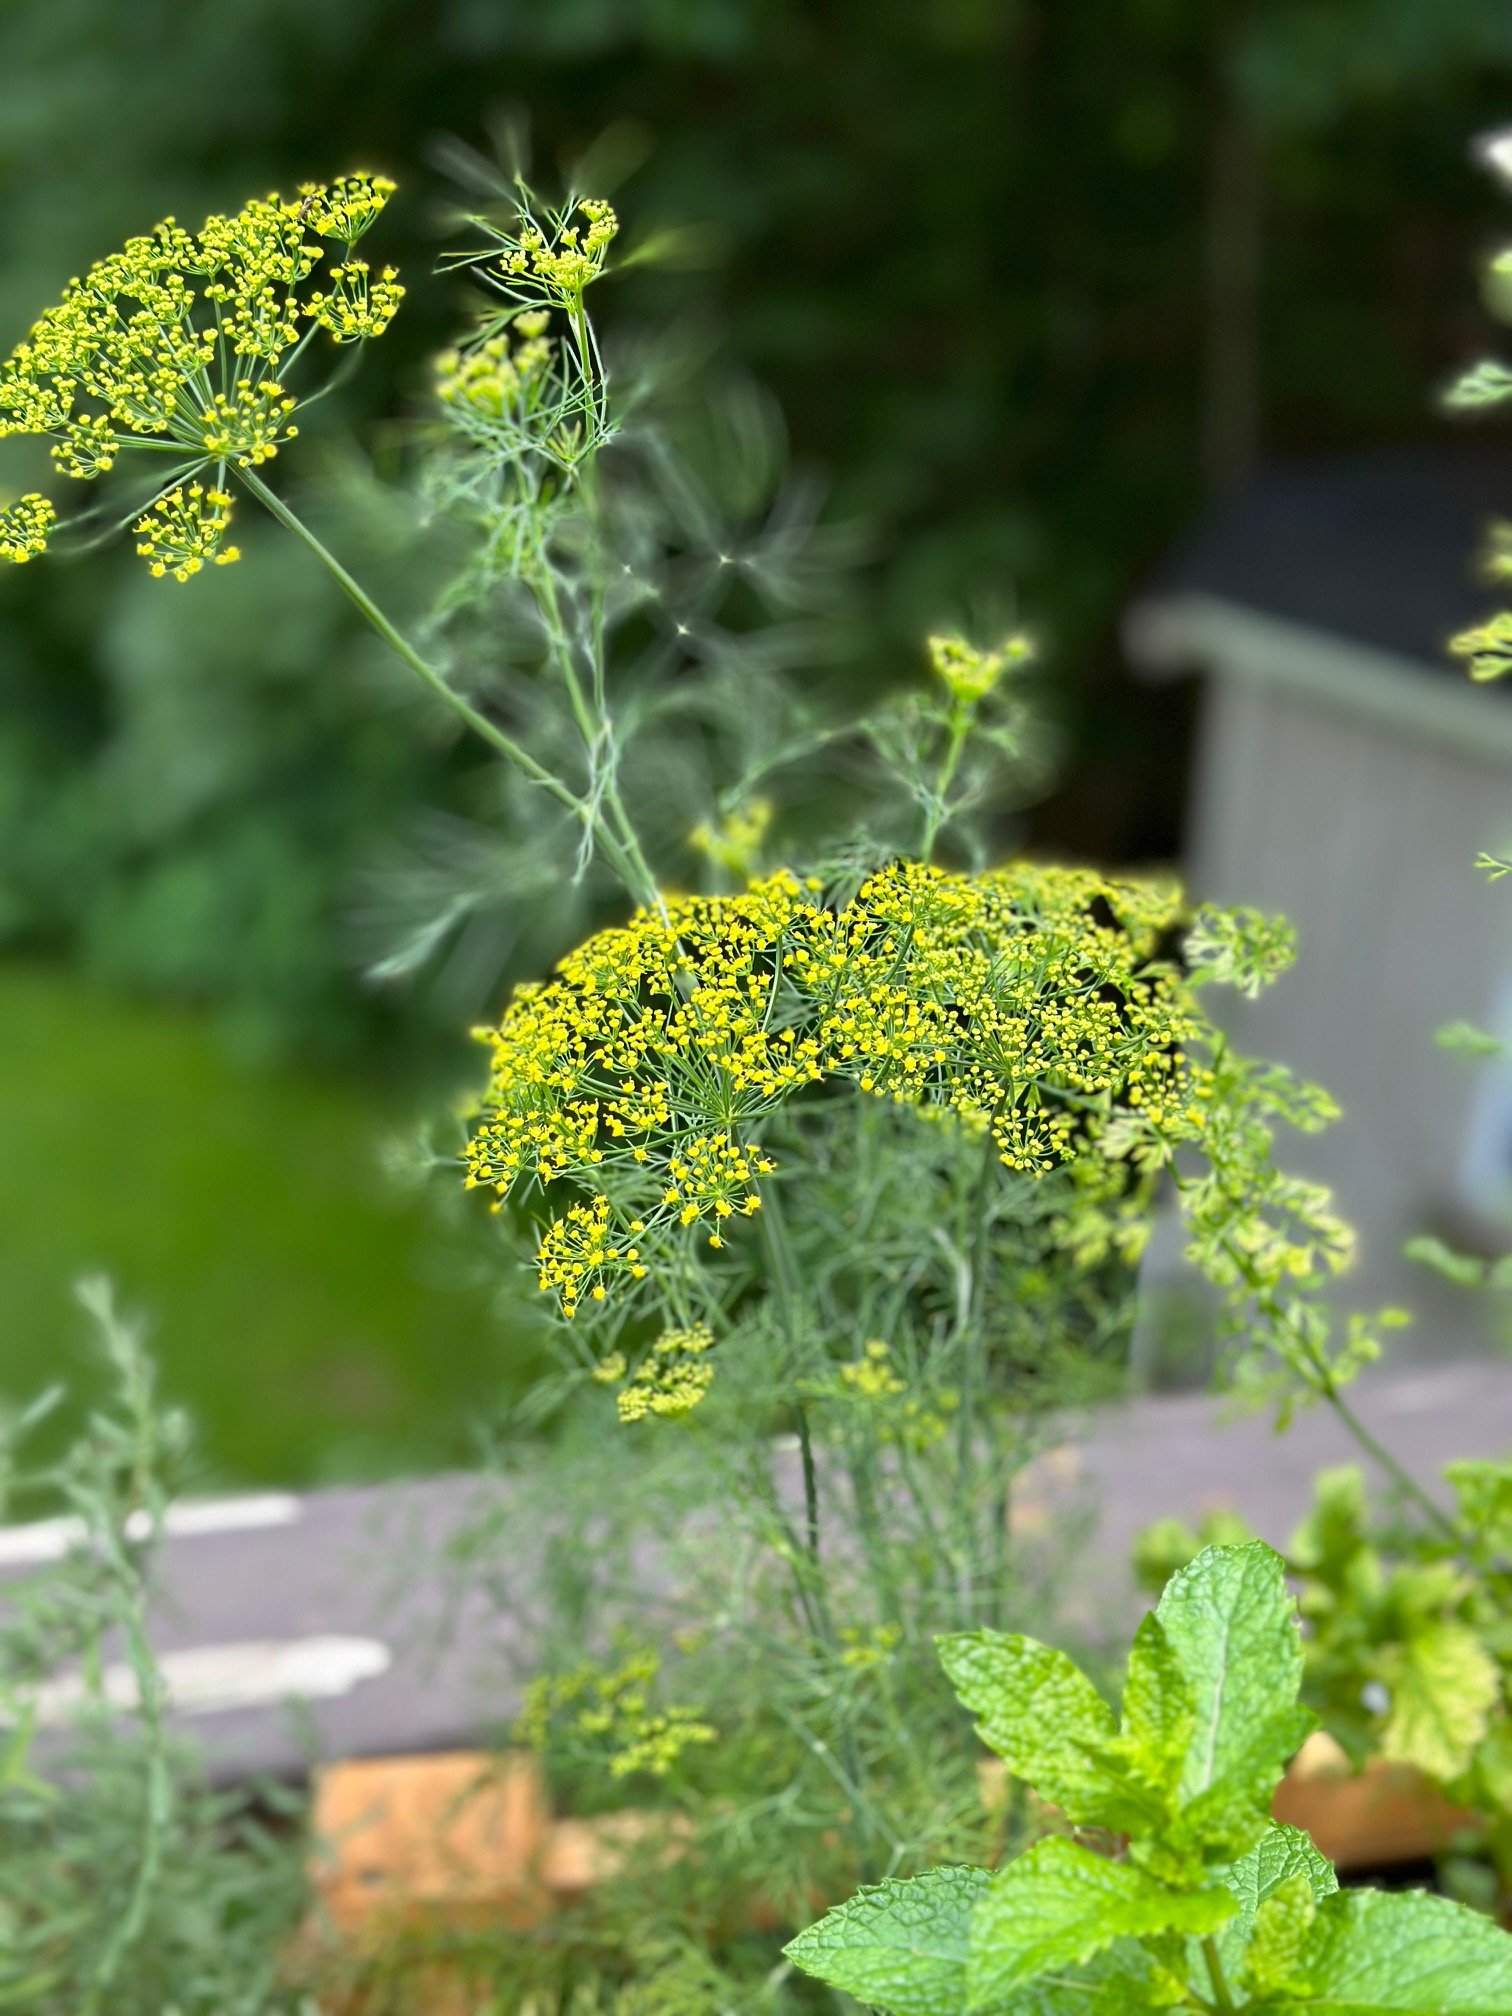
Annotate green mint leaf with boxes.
[1214,1825,1338,1997]
[1379,1618,1499,1782]
[964,1837,1235,2010]
[1155,1542,1311,1837]
[1219,1822,1338,1922]
[967,1942,1172,2014]
[1113,1612,1195,1797]
[1243,1871,1320,1994]
[936,1631,1145,1827]
[783,1865,990,2016]
[1290,1467,1369,1578]
[1253,1887,1512,2012]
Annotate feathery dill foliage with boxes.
[0,1283,307,2015]
[0,172,399,578]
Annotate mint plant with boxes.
[787,1543,1512,2013]
[1138,1460,1512,1900]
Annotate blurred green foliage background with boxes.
[5,0,1512,1483]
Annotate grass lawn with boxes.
[0,963,535,1493]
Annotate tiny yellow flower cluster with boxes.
[0,173,397,575]
[299,173,397,243]
[201,384,298,467]
[307,259,404,344]
[663,1134,774,1245]
[517,1646,716,1782]
[134,485,240,581]
[535,1194,647,1317]
[927,630,1032,705]
[54,413,119,479]
[826,1339,955,1450]
[839,1339,907,1401]
[838,1621,903,1673]
[689,798,774,879]
[616,1325,716,1423]
[499,198,619,303]
[0,493,56,563]
[466,858,1220,1315]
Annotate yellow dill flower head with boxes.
[1451,610,1512,683]
[616,1325,716,1423]
[134,484,240,581]
[52,414,119,480]
[494,196,619,306]
[466,859,1230,1317]
[518,1646,714,1782]
[0,493,56,563]
[200,384,298,467]
[838,1621,902,1673]
[0,172,398,581]
[298,173,396,243]
[307,260,405,344]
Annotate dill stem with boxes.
[531,555,665,921]
[919,704,971,860]
[759,1190,872,1836]
[954,1129,1000,1619]
[796,1401,821,1563]
[238,467,659,912]
[1314,1363,1465,1550]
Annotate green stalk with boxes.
[953,1129,1001,1619]
[531,554,664,919]
[1199,1934,1238,2014]
[237,466,658,911]
[919,702,972,860]
[759,1188,873,1838]
[1313,1364,1466,1551]
[796,1401,822,1564]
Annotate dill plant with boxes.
[0,169,1408,2007]
[0,1282,308,2016]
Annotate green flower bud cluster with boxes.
[927,631,1032,705]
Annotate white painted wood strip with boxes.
[0,1491,302,1569]
[29,1634,391,1724]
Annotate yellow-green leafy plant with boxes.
[1135,1457,1512,1910]
[789,1543,1512,2014]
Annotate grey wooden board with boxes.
[4,1363,1510,1783]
